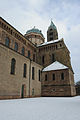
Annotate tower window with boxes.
[50,29,52,31]
[5,37,10,47]
[32,67,35,80]
[52,74,55,80]
[22,47,25,55]
[42,56,45,64]
[61,73,64,80]
[14,42,18,51]
[23,64,26,78]
[11,58,16,75]
[50,37,53,40]
[49,32,53,36]
[45,74,47,81]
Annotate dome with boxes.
[48,21,57,30]
[26,27,44,38]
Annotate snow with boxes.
[0,96,80,120]
[43,61,68,72]
[37,39,61,47]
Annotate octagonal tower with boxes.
[25,27,45,45]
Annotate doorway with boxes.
[21,84,26,98]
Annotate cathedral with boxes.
[0,17,76,99]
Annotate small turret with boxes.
[47,20,58,42]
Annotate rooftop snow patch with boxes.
[37,39,62,47]
[43,61,68,72]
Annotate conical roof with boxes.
[48,21,57,30]
[43,61,68,72]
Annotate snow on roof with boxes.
[37,39,62,47]
[43,61,68,72]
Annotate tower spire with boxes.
[47,20,58,41]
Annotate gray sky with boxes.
[0,0,80,82]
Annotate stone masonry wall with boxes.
[0,43,42,99]
[41,69,76,96]
[37,40,72,71]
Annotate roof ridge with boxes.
[43,61,68,72]
[37,39,62,47]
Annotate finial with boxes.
[51,18,53,25]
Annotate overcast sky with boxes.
[0,0,80,82]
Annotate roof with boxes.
[42,61,68,72]
[26,27,44,38]
[0,17,36,48]
[37,39,62,47]
[48,21,57,30]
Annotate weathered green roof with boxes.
[26,27,44,38]
[48,21,57,30]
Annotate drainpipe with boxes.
[29,59,31,97]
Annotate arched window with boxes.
[14,42,18,51]
[61,73,64,80]
[33,54,35,62]
[5,37,10,47]
[11,58,16,75]
[23,63,26,78]
[45,74,47,81]
[38,70,41,81]
[32,67,35,80]
[60,44,62,47]
[28,50,30,58]
[52,73,55,80]
[51,54,55,63]
[22,47,25,55]
[50,28,52,31]
[42,55,45,64]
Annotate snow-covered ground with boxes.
[0,96,80,120]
